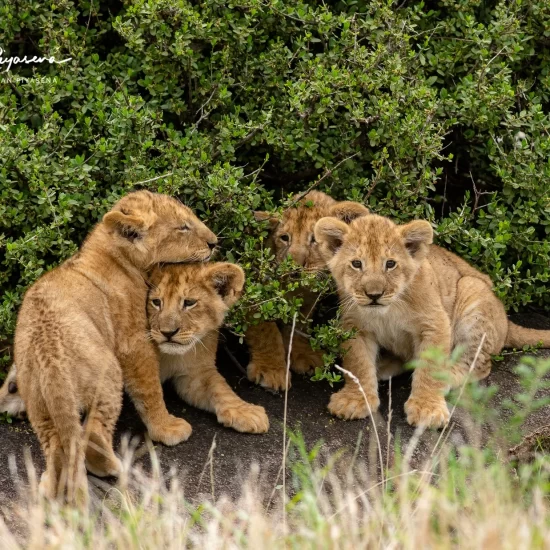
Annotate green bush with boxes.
[1,0,549,367]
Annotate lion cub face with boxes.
[147,263,245,355]
[103,191,218,268]
[256,191,370,271]
[315,213,433,309]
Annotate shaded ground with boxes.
[1,313,549,506]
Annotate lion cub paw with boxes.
[247,361,290,391]
[85,432,122,478]
[405,395,450,429]
[328,386,380,420]
[148,415,193,446]
[291,349,325,375]
[217,402,269,433]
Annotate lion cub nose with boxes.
[207,241,216,250]
[161,329,180,340]
[366,292,383,302]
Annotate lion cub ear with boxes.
[254,211,280,231]
[314,217,350,260]
[400,220,433,258]
[328,201,370,224]
[104,209,154,242]
[207,263,246,306]
[144,265,161,289]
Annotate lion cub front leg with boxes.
[328,333,380,420]
[404,316,452,429]
[121,344,192,445]
[173,367,269,434]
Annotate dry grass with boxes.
[2,338,550,548]
[1,430,550,549]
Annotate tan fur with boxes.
[14,191,217,502]
[147,263,269,434]
[248,191,370,390]
[0,363,26,419]
[315,212,550,429]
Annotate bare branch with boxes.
[131,172,174,187]
[289,153,359,207]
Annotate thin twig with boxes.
[333,364,384,485]
[385,377,393,481]
[266,436,291,513]
[328,470,441,519]
[469,171,493,214]
[403,424,427,468]
[353,115,380,125]
[211,128,261,162]
[431,333,487,458]
[294,328,311,340]
[82,0,95,46]
[195,87,217,117]
[282,312,297,535]
[190,88,217,133]
[223,345,247,376]
[348,430,364,477]
[131,172,174,187]
[441,173,447,218]
[44,187,63,240]
[477,46,506,93]
[288,153,359,207]
[197,435,217,500]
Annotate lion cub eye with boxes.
[386,260,397,270]
[351,260,362,269]
[310,235,316,244]
[279,233,290,243]
[151,298,162,309]
[179,224,190,232]
[183,299,197,309]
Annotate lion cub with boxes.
[315,209,550,428]
[2,263,269,435]
[148,263,269,434]
[249,191,369,391]
[15,191,218,502]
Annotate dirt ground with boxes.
[1,313,549,507]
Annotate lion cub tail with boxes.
[39,365,83,460]
[505,322,550,349]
